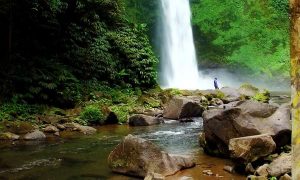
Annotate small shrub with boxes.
[252,90,270,103]
[216,91,225,99]
[110,105,133,124]
[80,105,105,125]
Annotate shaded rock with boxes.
[56,124,65,130]
[77,125,97,135]
[255,164,269,177]
[144,172,165,180]
[105,112,119,125]
[163,96,204,119]
[223,165,235,173]
[201,101,291,157]
[267,153,291,177]
[43,125,59,133]
[129,114,161,126]
[0,132,20,140]
[229,134,276,163]
[108,134,195,177]
[246,163,255,174]
[247,175,268,180]
[279,174,292,180]
[23,130,46,140]
[63,123,96,135]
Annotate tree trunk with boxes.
[291,0,300,179]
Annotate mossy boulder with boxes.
[163,96,205,119]
[2,121,36,134]
[108,134,195,177]
[238,83,259,97]
[0,132,20,140]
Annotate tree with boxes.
[291,0,300,178]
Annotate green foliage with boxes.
[108,26,158,87]
[80,105,105,125]
[252,90,271,103]
[216,91,225,99]
[0,0,158,106]
[191,0,290,80]
[0,103,44,122]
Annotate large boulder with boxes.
[23,130,46,140]
[219,87,241,102]
[129,114,161,126]
[163,96,204,119]
[201,101,291,157]
[229,134,276,163]
[267,153,292,177]
[108,134,195,177]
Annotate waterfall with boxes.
[159,0,203,90]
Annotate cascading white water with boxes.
[159,0,203,90]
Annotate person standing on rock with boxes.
[214,78,219,89]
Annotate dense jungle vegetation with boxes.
[0,0,158,106]
[0,0,290,124]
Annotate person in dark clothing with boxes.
[214,78,219,89]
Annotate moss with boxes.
[112,159,128,168]
[215,91,225,99]
[2,121,35,134]
[138,95,160,109]
[110,105,134,124]
[252,90,270,103]
[239,83,259,92]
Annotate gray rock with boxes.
[219,87,241,102]
[163,96,204,119]
[201,101,291,157]
[229,134,276,163]
[279,174,292,180]
[223,165,235,173]
[23,130,46,140]
[267,153,291,177]
[255,164,269,177]
[63,123,96,135]
[43,125,59,133]
[129,114,161,126]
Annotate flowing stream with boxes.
[0,93,290,179]
[0,119,244,180]
[159,0,203,90]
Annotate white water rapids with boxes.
[160,0,210,90]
